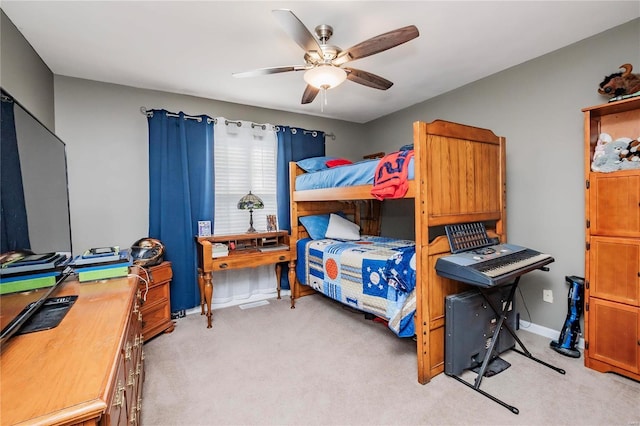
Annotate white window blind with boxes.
[213,120,277,234]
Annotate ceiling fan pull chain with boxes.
[321,87,326,112]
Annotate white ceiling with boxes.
[2,1,639,123]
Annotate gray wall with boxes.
[0,10,54,131]
[53,76,366,255]
[367,19,640,330]
[3,7,639,334]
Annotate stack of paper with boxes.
[212,243,229,258]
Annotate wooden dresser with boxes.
[0,274,144,425]
[137,261,174,340]
[583,96,640,381]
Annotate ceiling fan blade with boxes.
[233,65,307,78]
[301,85,320,104]
[272,9,323,56]
[345,68,393,90]
[333,25,419,66]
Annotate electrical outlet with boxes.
[543,289,554,303]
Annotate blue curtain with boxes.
[275,127,325,289]
[276,127,325,231]
[147,110,214,312]
[0,93,30,253]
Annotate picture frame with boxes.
[198,220,212,237]
[266,214,278,232]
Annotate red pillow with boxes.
[325,158,353,168]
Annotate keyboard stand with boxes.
[447,276,566,415]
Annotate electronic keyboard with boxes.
[435,243,554,287]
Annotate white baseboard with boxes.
[185,289,291,316]
[185,296,583,350]
[519,319,584,350]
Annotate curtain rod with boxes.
[140,106,336,140]
[140,106,215,124]
[272,126,335,140]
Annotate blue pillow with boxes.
[297,156,336,173]
[299,212,346,239]
[299,214,331,240]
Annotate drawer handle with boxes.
[219,263,228,269]
[112,381,125,407]
[279,255,286,261]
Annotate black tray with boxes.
[18,295,78,334]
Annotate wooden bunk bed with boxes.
[288,119,506,384]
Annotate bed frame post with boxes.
[413,121,431,384]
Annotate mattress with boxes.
[296,236,416,337]
[295,157,415,191]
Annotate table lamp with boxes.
[237,191,264,233]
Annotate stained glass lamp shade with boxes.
[237,191,264,233]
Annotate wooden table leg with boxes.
[288,260,296,309]
[275,263,282,299]
[197,268,205,316]
[203,271,213,328]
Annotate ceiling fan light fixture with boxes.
[304,65,347,89]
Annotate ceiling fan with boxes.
[233,9,420,105]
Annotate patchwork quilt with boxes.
[303,236,416,337]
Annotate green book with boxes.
[78,265,129,283]
[0,275,57,294]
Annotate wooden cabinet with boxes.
[584,96,640,380]
[0,274,144,425]
[138,261,174,340]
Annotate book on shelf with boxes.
[0,271,61,295]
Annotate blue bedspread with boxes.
[296,158,415,191]
[296,236,416,337]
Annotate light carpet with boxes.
[141,294,639,425]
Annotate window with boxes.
[213,121,277,234]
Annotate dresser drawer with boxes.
[141,261,172,286]
[141,300,173,340]
[137,261,174,341]
[212,251,292,270]
[141,280,170,308]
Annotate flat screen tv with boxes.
[0,88,73,347]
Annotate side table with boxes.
[195,231,295,328]
[137,261,175,340]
